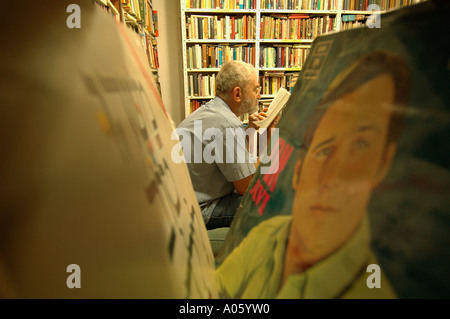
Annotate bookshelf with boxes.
[93,0,161,94]
[180,0,427,119]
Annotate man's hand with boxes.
[267,113,280,131]
[245,107,281,169]
[247,107,269,130]
[247,107,281,131]
[264,113,280,144]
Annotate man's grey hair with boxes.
[215,60,257,98]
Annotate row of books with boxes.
[342,0,426,11]
[262,0,339,10]
[185,14,337,41]
[186,15,256,40]
[261,14,336,40]
[92,1,161,94]
[342,14,366,21]
[188,71,300,98]
[189,100,208,113]
[185,0,425,11]
[260,71,300,94]
[340,20,365,30]
[94,1,158,67]
[186,0,339,10]
[92,0,121,21]
[186,0,257,9]
[186,43,309,69]
[146,7,159,36]
[188,73,216,97]
[122,0,144,22]
[120,0,159,36]
[260,45,310,68]
[142,32,159,69]
[187,44,256,69]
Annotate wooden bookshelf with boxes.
[180,0,427,118]
[92,0,161,94]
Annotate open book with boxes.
[253,87,291,129]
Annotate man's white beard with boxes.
[239,95,258,115]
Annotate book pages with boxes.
[253,87,291,129]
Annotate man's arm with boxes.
[233,109,280,196]
[233,174,254,196]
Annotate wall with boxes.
[153,0,185,126]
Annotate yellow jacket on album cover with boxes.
[216,215,396,299]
